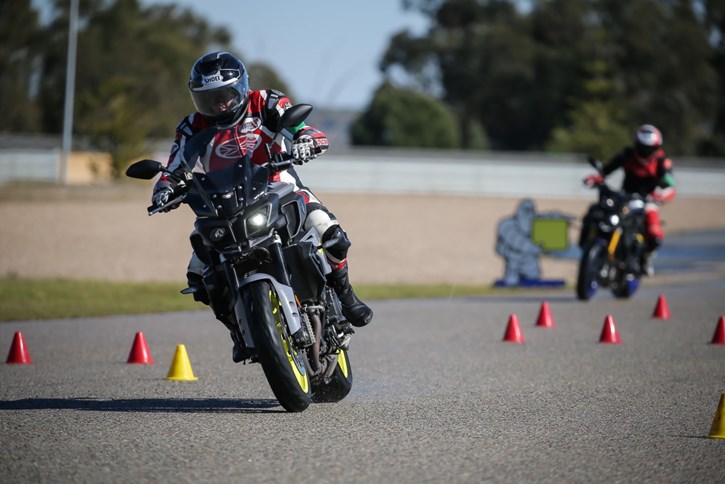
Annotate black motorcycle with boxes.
[125,104,353,412]
[576,157,648,301]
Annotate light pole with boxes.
[59,0,79,184]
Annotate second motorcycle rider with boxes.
[152,51,374,342]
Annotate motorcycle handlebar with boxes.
[268,153,306,172]
[147,193,187,216]
[147,151,303,216]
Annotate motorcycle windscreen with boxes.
[179,127,270,216]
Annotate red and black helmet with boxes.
[188,51,250,127]
[633,124,663,161]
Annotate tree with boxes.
[248,63,292,97]
[383,0,724,156]
[698,0,725,155]
[350,83,461,148]
[0,0,42,132]
[547,60,630,160]
[38,0,232,176]
[384,0,578,150]
[594,0,717,155]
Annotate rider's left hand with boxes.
[649,192,666,205]
[292,135,317,163]
[583,174,603,186]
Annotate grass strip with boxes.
[0,277,509,322]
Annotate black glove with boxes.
[151,187,180,212]
[291,135,317,163]
[154,168,191,210]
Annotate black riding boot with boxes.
[328,265,373,327]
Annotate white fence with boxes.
[288,151,725,199]
[0,150,59,184]
[2,148,724,198]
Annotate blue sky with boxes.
[33,0,429,110]
[141,0,430,111]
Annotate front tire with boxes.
[612,273,639,299]
[577,241,604,301]
[312,348,353,403]
[247,281,311,412]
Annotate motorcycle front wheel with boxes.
[247,281,312,412]
[576,241,605,301]
[312,348,353,403]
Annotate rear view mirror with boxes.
[278,104,313,131]
[126,159,164,180]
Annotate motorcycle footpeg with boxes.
[326,325,352,351]
[334,320,355,336]
[337,334,351,351]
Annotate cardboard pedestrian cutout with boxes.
[494,198,570,287]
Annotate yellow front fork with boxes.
[607,228,622,261]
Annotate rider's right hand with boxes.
[583,174,604,186]
[152,187,180,212]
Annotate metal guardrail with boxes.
[2,148,724,198]
[0,150,59,184]
[295,152,725,199]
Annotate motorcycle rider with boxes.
[583,124,676,276]
[151,51,373,340]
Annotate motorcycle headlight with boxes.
[247,212,267,227]
[609,214,620,225]
[245,205,271,236]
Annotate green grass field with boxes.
[0,277,509,322]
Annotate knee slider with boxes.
[322,225,351,261]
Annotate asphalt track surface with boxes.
[1,274,725,483]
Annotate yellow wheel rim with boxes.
[270,290,309,393]
[337,349,349,378]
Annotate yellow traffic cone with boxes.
[165,344,198,381]
[708,393,725,439]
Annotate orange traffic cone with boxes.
[503,314,524,343]
[652,293,670,320]
[599,315,621,344]
[127,332,154,364]
[711,316,725,345]
[536,301,555,329]
[6,331,33,364]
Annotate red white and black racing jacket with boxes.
[154,89,328,196]
[603,147,676,204]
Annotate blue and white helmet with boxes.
[188,51,250,127]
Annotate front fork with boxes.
[219,235,305,355]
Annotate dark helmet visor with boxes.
[635,143,658,158]
[191,86,247,124]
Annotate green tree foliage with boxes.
[351,83,461,148]
[700,0,725,155]
[384,0,724,156]
[248,63,292,97]
[37,0,233,176]
[9,1,289,178]
[593,0,717,155]
[547,60,630,160]
[0,0,43,132]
